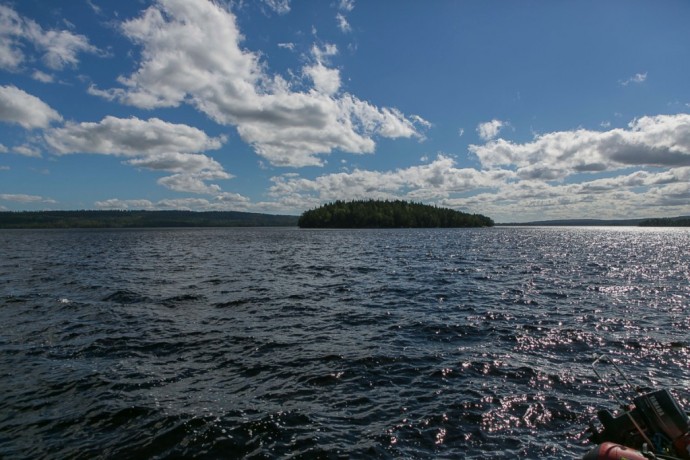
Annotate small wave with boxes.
[102,289,150,304]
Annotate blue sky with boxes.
[1,0,690,222]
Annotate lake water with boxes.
[1,227,689,458]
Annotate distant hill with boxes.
[498,216,690,227]
[497,218,645,226]
[0,210,298,229]
[298,200,494,228]
[638,217,690,227]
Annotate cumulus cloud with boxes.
[303,44,341,95]
[95,0,426,167]
[44,116,231,194]
[95,194,250,211]
[470,114,690,180]
[125,152,232,194]
[268,155,513,207]
[477,119,506,141]
[441,167,690,223]
[45,116,225,157]
[0,85,62,129]
[0,4,98,72]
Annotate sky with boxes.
[1,0,690,222]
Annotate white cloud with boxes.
[255,114,690,219]
[157,173,223,194]
[336,1,354,33]
[0,193,55,204]
[303,44,341,95]
[0,143,7,153]
[268,155,512,208]
[440,167,690,223]
[125,151,228,175]
[621,72,647,86]
[469,114,690,181]
[0,4,97,72]
[126,153,231,194]
[44,116,231,195]
[477,119,506,141]
[339,0,355,12]
[31,70,54,83]
[95,194,251,211]
[86,0,102,15]
[12,145,42,158]
[45,116,225,156]
[0,5,24,70]
[458,128,465,137]
[303,62,341,95]
[262,0,291,14]
[336,13,351,32]
[0,166,9,171]
[0,85,62,129]
[97,0,426,167]
[94,199,155,210]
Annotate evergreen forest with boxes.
[298,200,494,228]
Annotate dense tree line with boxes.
[0,210,298,229]
[639,217,690,227]
[298,200,494,228]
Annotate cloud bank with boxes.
[260,113,690,221]
[469,114,690,180]
[93,0,426,167]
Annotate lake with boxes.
[1,227,689,458]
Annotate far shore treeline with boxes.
[298,200,494,228]
[0,210,298,229]
[1,208,688,229]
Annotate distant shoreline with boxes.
[496,217,690,227]
[0,210,299,229]
[2,211,689,229]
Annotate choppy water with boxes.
[1,227,689,459]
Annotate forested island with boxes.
[0,210,298,229]
[298,200,494,228]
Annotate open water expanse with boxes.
[1,226,689,459]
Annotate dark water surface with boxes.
[1,227,689,459]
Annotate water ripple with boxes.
[0,227,689,458]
